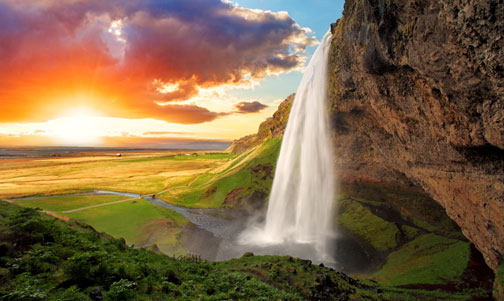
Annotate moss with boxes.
[401,225,420,240]
[339,182,463,238]
[338,198,400,251]
[495,264,504,299]
[370,234,470,286]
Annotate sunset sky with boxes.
[0,0,344,148]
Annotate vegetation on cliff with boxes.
[336,182,493,297]
[228,94,294,154]
[495,264,504,299]
[158,138,282,209]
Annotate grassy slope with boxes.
[158,138,281,208]
[371,234,470,286]
[65,199,187,246]
[13,195,189,256]
[12,195,125,212]
[0,201,481,300]
[338,198,400,251]
[335,187,490,296]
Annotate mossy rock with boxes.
[370,234,470,286]
[241,252,254,258]
[400,225,420,241]
[338,198,400,251]
[0,267,11,285]
[0,242,13,257]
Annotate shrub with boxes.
[106,279,136,300]
[64,251,110,286]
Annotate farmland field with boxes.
[0,151,233,198]
[0,145,278,257]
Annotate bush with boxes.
[48,286,89,301]
[7,208,56,245]
[106,279,136,300]
[2,272,54,300]
[64,251,110,286]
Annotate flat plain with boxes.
[0,151,232,198]
[0,148,269,255]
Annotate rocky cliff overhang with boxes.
[329,0,503,271]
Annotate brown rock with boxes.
[224,188,244,206]
[329,0,504,272]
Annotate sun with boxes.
[49,107,104,146]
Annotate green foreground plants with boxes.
[0,201,492,300]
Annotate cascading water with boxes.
[239,31,336,262]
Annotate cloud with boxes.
[234,101,268,113]
[153,104,230,124]
[142,131,192,136]
[0,0,316,124]
[103,137,232,149]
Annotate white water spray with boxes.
[239,31,336,261]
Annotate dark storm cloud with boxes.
[234,101,268,113]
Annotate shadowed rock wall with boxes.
[329,0,503,271]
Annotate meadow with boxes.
[1,143,493,298]
[0,145,279,257]
[65,198,188,255]
[0,152,232,198]
[12,194,125,212]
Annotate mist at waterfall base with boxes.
[234,31,338,266]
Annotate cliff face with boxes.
[329,0,503,271]
[228,94,294,154]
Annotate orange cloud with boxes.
[0,0,316,124]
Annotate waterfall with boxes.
[239,31,336,261]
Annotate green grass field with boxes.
[1,146,283,258]
[0,143,281,210]
[1,200,490,300]
[12,194,125,212]
[12,193,189,256]
[65,198,187,254]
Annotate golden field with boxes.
[0,151,232,198]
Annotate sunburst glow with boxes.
[49,107,104,146]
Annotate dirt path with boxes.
[58,174,201,213]
[154,174,201,195]
[60,196,139,213]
